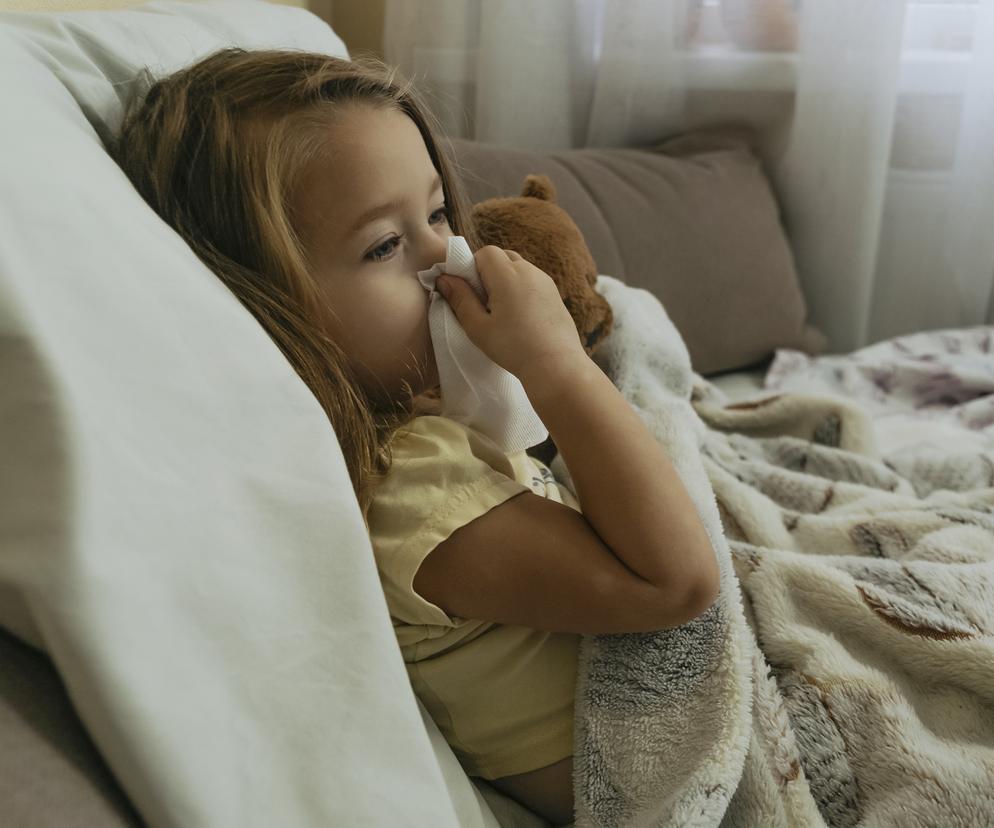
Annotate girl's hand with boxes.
[435,246,586,380]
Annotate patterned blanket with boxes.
[553,277,994,827]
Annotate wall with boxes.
[330,0,385,59]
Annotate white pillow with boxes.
[0,2,500,826]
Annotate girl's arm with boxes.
[518,353,719,606]
[415,248,718,634]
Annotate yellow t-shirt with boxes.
[367,414,582,780]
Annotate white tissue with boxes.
[417,236,549,454]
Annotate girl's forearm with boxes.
[519,355,719,605]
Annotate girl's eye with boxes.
[367,237,400,262]
[365,206,449,263]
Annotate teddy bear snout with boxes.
[585,321,605,350]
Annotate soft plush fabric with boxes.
[692,382,994,826]
[368,414,579,780]
[549,275,752,824]
[0,2,507,827]
[449,128,827,376]
[764,325,994,458]
[551,271,994,825]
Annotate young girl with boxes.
[112,48,719,826]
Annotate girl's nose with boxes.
[419,225,452,271]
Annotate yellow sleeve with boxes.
[367,416,532,628]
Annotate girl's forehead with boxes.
[290,106,439,248]
[308,106,433,187]
[322,105,421,156]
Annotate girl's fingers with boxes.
[473,247,520,298]
[475,245,520,264]
[438,271,489,323]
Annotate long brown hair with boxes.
[111,48,480,522]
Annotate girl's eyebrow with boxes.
[346,171,443,236]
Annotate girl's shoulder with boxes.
[388,415,516,480]
[394,413,467,444]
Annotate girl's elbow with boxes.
[687,553,721,617]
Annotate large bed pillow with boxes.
[450,128,827,375]
[0,3,502,827]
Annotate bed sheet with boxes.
[762,327,994,493]
[707,326,994,462]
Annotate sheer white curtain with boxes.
[384,0,994,353]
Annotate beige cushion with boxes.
[0,629,138,827]
[449,126,827,375]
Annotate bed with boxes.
[2,2,992,826]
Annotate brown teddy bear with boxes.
[471,173,614,466]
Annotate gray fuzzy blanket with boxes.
[550,276,994,827]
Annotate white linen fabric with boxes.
[417,235,549,453]
[0,2,504,826]
[384,0,994,353]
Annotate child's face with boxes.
[291,104,450,407]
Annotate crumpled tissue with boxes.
[417,235,549,454]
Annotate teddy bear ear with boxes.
[521,173,557,203]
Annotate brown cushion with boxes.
[448,126,826,375]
